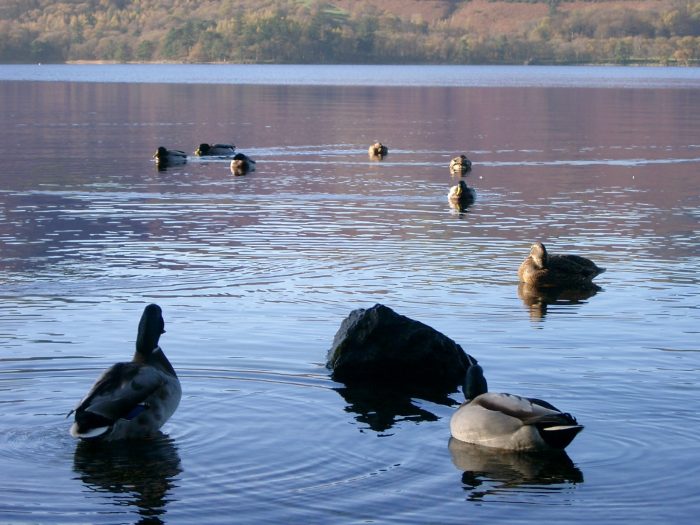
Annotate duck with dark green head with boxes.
[448,180,476,210]
[153,146,187,167]
[195,143,236,156]
[69,304,181,441]
[450,356,583,451]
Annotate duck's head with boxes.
[530,242,548,268]
[136,304,165,355]
[463,355,488,401]
[153,146,168,159]
[195,143,210,156]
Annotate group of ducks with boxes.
[368,142,476,211]
[153,143,257,176]
[449,242,604,450]
[155,141,476,211]
[68,242,603,452]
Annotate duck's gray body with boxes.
[518,241,605,288]
[230,153,256,176]
[153,146,187,166]
[449,155,472,174]
[69,304,181,441]
[450,359,583,451]
[195,143,236,156]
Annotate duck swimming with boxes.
[449,155,472,174]
[230,153,256,176]
[448,180,476,210]
[153,146,187,167]
[368,142,388,160]
[69,304,181,441]
[518,241,605,288]
[450,357,583,451]
[195,143,236,156]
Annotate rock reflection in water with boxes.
[73,433,182,524]
[517,282,602,320]
[448,437,583,501]
[335,383,456,433]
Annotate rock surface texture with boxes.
[327,304,473,392]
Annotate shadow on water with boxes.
[335,383,458,434]
[448,437,584,502]
[517,282,602,321]
[72,433,182,525]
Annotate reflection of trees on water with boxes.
[335,383,457,434]
[73,433,182,525]
[518,282,602,321]
[448,438,583,502]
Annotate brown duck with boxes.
[518,242,605,288]
[368,142,388,160]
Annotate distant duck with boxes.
[69,304,181,441]
[230,153,256,176]
[448,180,476,210]
[368,142,388,160]
[195,143,236,156]
[449,155,472,174]
[518,241,605,288]
[450,357,583,452]
[153,146,187,167]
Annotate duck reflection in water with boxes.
[73,433,181,525]
[335,383,454,434]
[518,282,602,320]
[448,438,583,502]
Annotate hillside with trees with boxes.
[0,0,698,65]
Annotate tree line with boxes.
[0,0,698,65]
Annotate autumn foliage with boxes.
[0,0,698,65]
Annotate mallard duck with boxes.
[195,143,236,156]
[368,142,388,160]
[153,146,187,167]
[450,357,583,452]
[69,304,181,441]
[518,242,605,288]
[230,153,256,176]
[449,155,472,174]
[448,180,476,210]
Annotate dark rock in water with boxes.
[326,304,474,393]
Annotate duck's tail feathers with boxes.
[70,422,111,439]
[538,424,584,450]
[70,410,114,440]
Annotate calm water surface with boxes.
[0,66,699,524]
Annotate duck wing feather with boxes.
[72,362,166,426]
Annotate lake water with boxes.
[0,65,699,524]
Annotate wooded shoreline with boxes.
[1,0,698,66]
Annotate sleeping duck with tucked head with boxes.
[195,143,236,156]
[449,155,472,174]
[518,241,605,289]
[450,356,583,452]
[368,142,388,160]
[68,304,181,441]
[230,153,256,176]
[153,146,187,167]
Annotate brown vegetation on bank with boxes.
[0,0,698,65]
